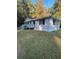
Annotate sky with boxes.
[31,0,55,9]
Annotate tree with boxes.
[53,0,61,30]
[17,6,25,27]
[17,0,34,27]
[49,0,61,20]
[48,0,61,30]
[53,0,61,19]
[33,0,44,18]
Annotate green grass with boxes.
[51,30,61,38]
[17,30,61,59]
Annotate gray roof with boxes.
[24,17,61,23]
[24,18,36,22]
[24,16,52,22]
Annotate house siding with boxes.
[20,18,60,32]
[45,18,53,25]
[34,18,60,32]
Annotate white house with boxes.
[20,16,61,32]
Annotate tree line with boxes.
[17,0,61,27]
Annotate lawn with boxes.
[51,30,61,38]
[17,30,61,59]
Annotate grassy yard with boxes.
[51,30,61,38]
[17,30,61,59]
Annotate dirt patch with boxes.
[53,36,61,48]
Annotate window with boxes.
[33,21,35,25]
[26,22,29,24]
[53,19,55,25]
[39,19,45,25]
[53,19,56,25]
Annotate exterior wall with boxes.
[35,20,39,26]
[34,18,60,32]
[34,20,40,30]
[20,18,60,32]
[45,18,53,25]
[57,21,61,30]
[49,18,53,25]
[34,25,58,32]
